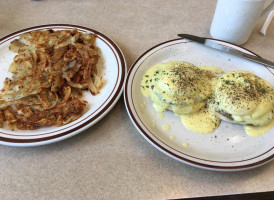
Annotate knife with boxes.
[178,34,274,69]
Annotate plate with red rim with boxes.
[124,38,274,171]
[0,24,126,147]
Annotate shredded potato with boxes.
[0,28,103,130]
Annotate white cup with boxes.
[210,0,274,45]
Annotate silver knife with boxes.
[177,34,274,69]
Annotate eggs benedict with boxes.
[142,61,214,115]
[141,61,273,136]
[214,71,274,129]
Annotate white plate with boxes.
[124,38,274,171]
[0,24,126,147]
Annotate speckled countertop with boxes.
[0,0,274,199]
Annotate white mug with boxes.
[210,0,274,45]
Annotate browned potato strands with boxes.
[0,29,103,130]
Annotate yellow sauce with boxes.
[170,135,175,140]
[180,99,220,133]
[214,71,273,124]
[197,66,224,75]
[162,124,170,131]
[182,142,189,148]
[141,61,274,136]
[142,61,214,115]
[157,112,164,119]
[141,65,158,97]
[244,118,274,137]
[152,119,156,127]
[180,66,223,133]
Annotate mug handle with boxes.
[260,0,274,35]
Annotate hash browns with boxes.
[0,28,103,130]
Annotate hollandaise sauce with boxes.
[141,61,223,134]
[180,99,221,134]
[197,65,224,75]
[162,124,170,131]
[244,118,274,137]
[141,61,274,136]
[214,71,274,136]
[141,64,158,97]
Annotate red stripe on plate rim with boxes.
[124,38,274,170]
[0,24,126,143]
[0,27,119,137]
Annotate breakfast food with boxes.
[142,61,212,115]
[141,61,224,133]
[0,29,103,130]
[141,61,274,136]
[214,71,274,136]
[214,71,273,125]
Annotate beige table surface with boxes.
[0,0,274,199]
